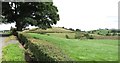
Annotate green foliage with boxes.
[10,27,18,36]
[84,34,94,39]
[65,35,69,39]
[105,33,111,36]
[112,33,117,36]
[88,29,119,36]
[2,2,59,31]
[75,32,83,39]
[118,34,120,36]
[76,29,81,32]
[18,33,70,61]
[75,32,94,39]
[28,33,118,61]
[2,43,25,61]
[68,28,74,31]
[18,33,30,45]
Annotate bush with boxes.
[88,35,94,39]
[76,29,81,32]
[106,33,111,36]
[84,34,94,39]
[112,33,117,36]
[65,35,69,39]
[118,34,120,36]
[75,32,82,39]
[75,32,94,39]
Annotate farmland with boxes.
[1,27,119,62]
[27,33,118,61]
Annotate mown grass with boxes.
[2,43,25,61]
[28,33,118,61]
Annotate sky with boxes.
[0,0,119,31]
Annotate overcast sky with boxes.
[0,0,119,31]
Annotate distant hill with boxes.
[27,27,74,33]
[87,29,120,36]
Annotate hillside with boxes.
[27,27,74,33]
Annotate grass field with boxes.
[28,33,118,61]
[2,43,25,61]
[46,33,75,39]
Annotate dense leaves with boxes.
[2,2,59,31]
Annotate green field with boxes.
[46,33,75,39]
[28,33,118,61]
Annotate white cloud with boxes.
[0,0,119,31]
[0,23,15,30]
[53,0,119,31]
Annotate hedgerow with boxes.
[17,33,70,62]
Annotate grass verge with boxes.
[2,43,25,61]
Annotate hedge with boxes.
[17,32,71,62]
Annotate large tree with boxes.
[2,2,59,31]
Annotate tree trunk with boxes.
[16,21,23,31]
[16,25,22,31]
[14,2,22,31]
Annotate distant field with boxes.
[28,33,118,61]
[94,29,110,35]
[27,27,119,40]
[46,33,75,39]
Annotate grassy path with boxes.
[1,34,26,62]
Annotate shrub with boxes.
[75,32,94,39]
[76,29,81,32]
[47,34,50,36]
[106,33,111,36]
[84,34,94,39]
[75,32,84,39]
[69,28,74,31]
[88,35,94,39]
[65,35,69,39]
[112,33,117,36]
[118,34,120,36]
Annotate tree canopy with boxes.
[1,2,59,31]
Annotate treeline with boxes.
[87,29,120,36]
